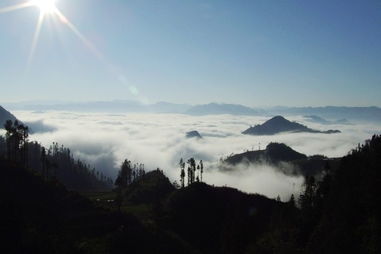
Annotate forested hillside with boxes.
[0,120,112,191]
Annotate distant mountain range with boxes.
[242,116,341,135]
[185,103,262,115]
[3,101,381,122]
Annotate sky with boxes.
[0,0,380,106]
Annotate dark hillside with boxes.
[123,169,175,205]
[164,182,279,254]
[0,105,17,127]
[306,135,381,253]
[0,159,194,254]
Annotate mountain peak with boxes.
[242,116,340,135]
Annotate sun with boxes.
[0,0,103,70]
[30,0,57,14]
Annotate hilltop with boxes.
[223,142,340,177]
[242,116,341,135]
[186,130,203,139]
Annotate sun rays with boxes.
[0,0,102,69]
[30,0,57,14]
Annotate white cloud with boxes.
[11,111,381,199]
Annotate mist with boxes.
[12,111,381,199]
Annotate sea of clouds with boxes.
[12,111,381,200]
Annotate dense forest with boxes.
[1,118,380,253]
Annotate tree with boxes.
[179,158,185,188]
[187,158,196,185]
[199,160,204,182]
[288,194,296,208]
[4,120,14,160]
[4,120,29,165]
[41,147,47,180]
[18,123,29,167]
[299,176,317,211]
[115,159,132,188]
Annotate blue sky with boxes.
[0,0,380,106]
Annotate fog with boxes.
[12,111,381,200]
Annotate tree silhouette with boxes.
[115,159,131,188]
[187,158,196,185]
[199,160,204,182]
[4,120,29,165]
[179,158,185,188]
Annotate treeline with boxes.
[253,134,381,253]
[0,120,112,191]
[179,158,204,188]
[115,159,146,188]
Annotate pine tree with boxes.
[179,158,185,188]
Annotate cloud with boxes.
[206,162,304,201]
[11,111,381,199]
[25,120,57,133]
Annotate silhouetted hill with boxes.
[305,135,381,253]
[0,105,18,127]
[242,116,341,135]
[225,143,307,165]
[0,159,194,254]
[0,134,112,192]
[123,169,175,205]
[186,130,202,139]
[186,103,261,115]
[224,143,340,177]
[164,182,281,254]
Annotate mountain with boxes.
[3,100,192,114]
[0,105,18,127]
[185,103,262,115]
[147,101,191,113]
[223,142,340,177]
[186,130,202,139]
[225,143,307,165]
[267,106,381,122]
[242,116,341,135]
[4,101,381,122]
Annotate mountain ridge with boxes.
[3,101,381,121]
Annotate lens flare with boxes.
[0,0,104,68]
[30,0,57,14]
